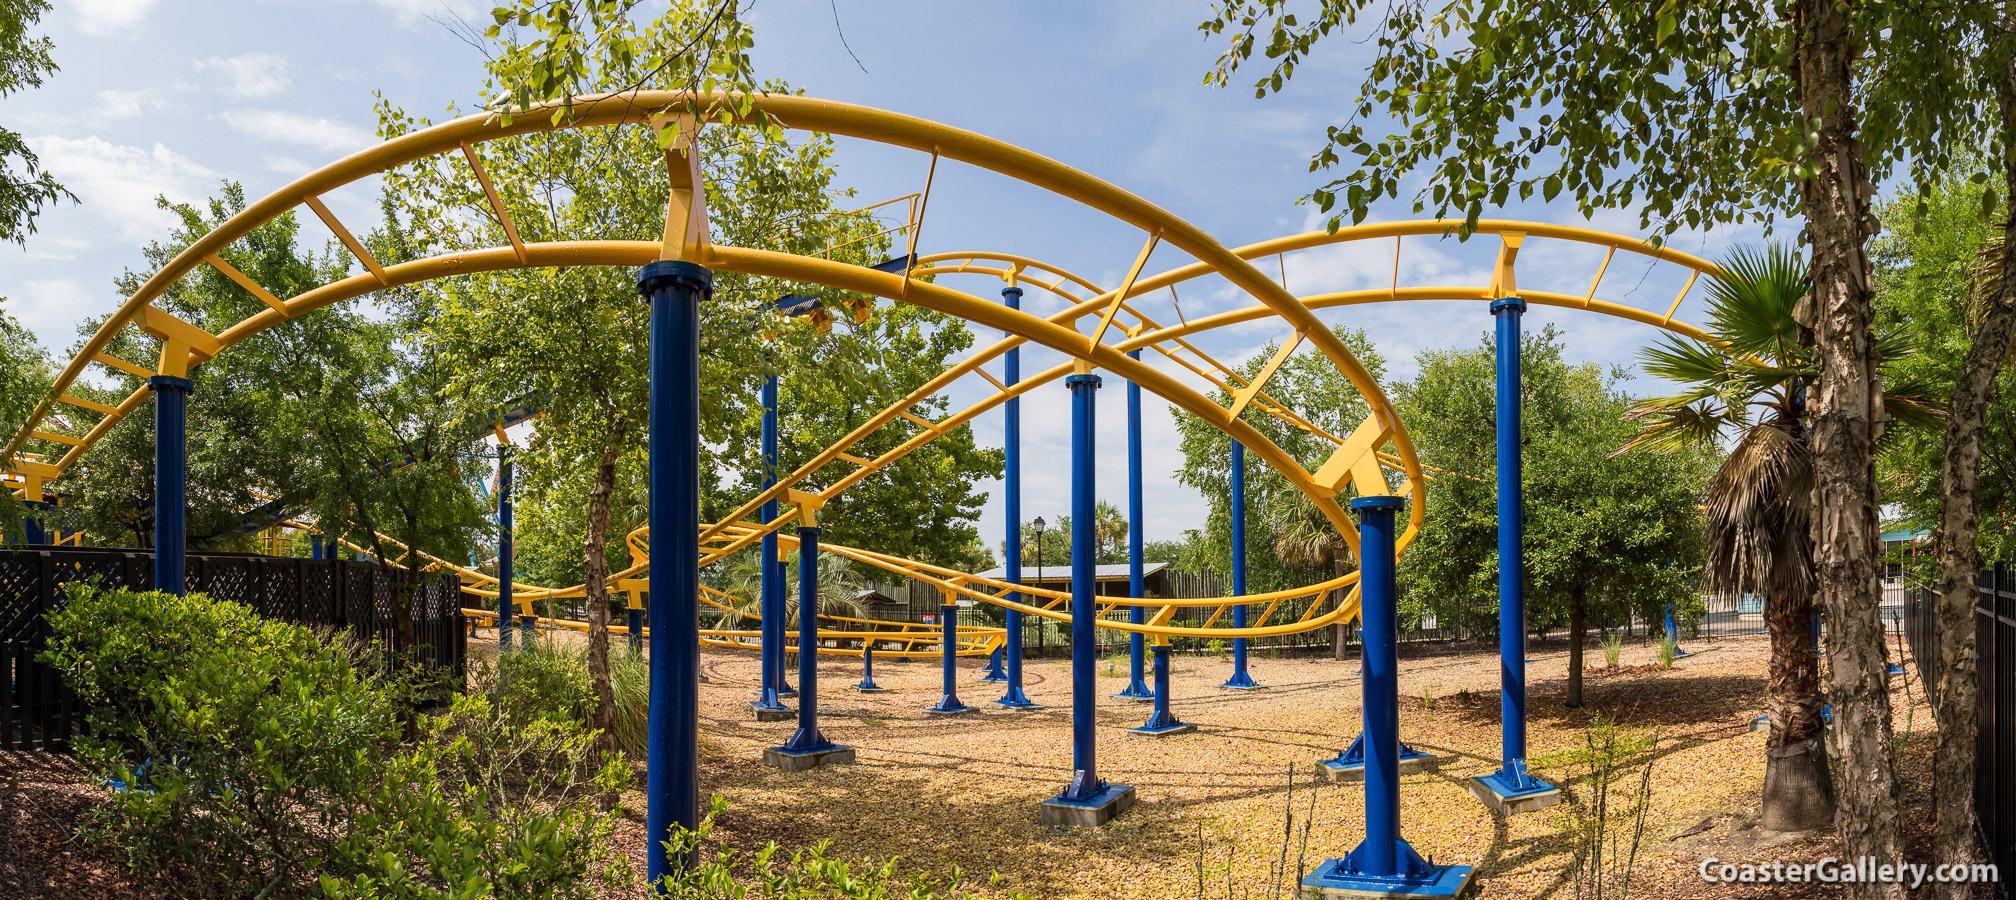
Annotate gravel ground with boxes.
[588,633,1962,899]
[3,632,1967,898]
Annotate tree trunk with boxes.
[1793,0,1902,888]
[1931,42,2016,899]
[1764,582,1835,830]
[1331,552,1349,661]
[582,420,626,762]
[1567,581,1586,708]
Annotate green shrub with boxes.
[656,799,1023,899]
[475,634,649,759]
[1600,633,1625,667]
[43,586,630,899]
[44,585,405,896]
[1655,635,1679,669]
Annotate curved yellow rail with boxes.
[1,91,1722,649]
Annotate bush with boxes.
[657,799,1023,899]
[43,586,630,899]
[475,633,650,759]
[1600,633,1625,667]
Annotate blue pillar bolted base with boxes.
[1319,732,1437,783]
[1040,782,1137,828]
[856,646,888,692]
[991,689,1042,710]
[927,603,976,715]
[1466,759,1562,817]
[977,646,1009,683]
[763,744,857,772]
[1115,675,1154,700]
[1130,644,1192,736]
[1220,670,1265,691]
[1301,850,1475,900]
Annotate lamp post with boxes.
[1033,516,1046,604]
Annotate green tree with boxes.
[1201,0,2001,871]
[1624,245,1937,831]
[1171,326,1388,600]
[1006,501,1128,569]
[0,0,72,245]
[0,300,49,537]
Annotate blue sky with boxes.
[5,0,1756,561]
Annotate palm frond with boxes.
[1702,418,1813,600]
[1615,402,1735,454]
[1705,244,1807,362]
[1638,335,1733,387]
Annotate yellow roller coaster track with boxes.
[1,91,1721,649]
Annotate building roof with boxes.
[968,562,1169,584]
[1881,528,1930,543]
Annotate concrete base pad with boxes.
[1129,722,1197,737]
[1467,774,1562,816]
[924,705,978,716]
[1319,753,1438,783]
[991,700,1044,710]
[1040,783,1137,828]
[750,705,795,722]
[1301,860,1475,899]
[763,744,855,772]
[1749,715,1770,733]
[1219,683,1267,691]
[854,686,888,693]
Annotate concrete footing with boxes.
[750,704,795,722]
[1300,860,1475,899]
[763,744,855,772]
[1318,753,1437,783]
[1040,783,1136,828]
[854,685,888,693]
[924,705,978,717]
[1467,773,1562,816]
[1128,722,1197,737]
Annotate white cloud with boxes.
[96,88,174,120]
[70,0,156,36]
[196,52,292,99]
[345,0,490,29]
[10,280,100,346]
[220,109,376,154]
[24,135,216,241]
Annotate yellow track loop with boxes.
[1,92,1720,647]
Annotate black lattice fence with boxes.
[0,546,467,751]
[1903,563,2012,881]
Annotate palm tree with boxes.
[1621,244,1937,832]
[1269,489,1353,660]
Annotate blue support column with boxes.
[857,644,886,691]
[149,375,191,595]
[753,371,791,715]
[766,526,854,769]
[639,260,709,879]
[1222,440,1261,689]
[310,534,324,560]
[1663,601,1692,659]
[977,646,1008,682]
[1131,643,1193,735]
[1469,296,1560,814]
[1040,372,1134,827]
[994,287,1039,709]
[927,603,974,714]
[629,607,644,656]
[20,500,48,545]
[497,445,515,650]
[1304,497,1473,897]
[1118,349,1151,700]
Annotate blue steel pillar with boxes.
[857,644,886,691]
[639,260,709,879]
[629,606,644,656]
[20,500,49,545]
[1470,296,1559,811]
[1222,440,1262,689]
[1663,601,1692,659]
[1040,372,1134,826]
[497,445,516,650]
[977,646,1008,682]
[766,526,853,767]
[149,375,191,595]
[1131,642,1192,735]
[994,286,1039,709]
[927,603,974,714]
[752,372,791,715]
[1117,349,1152,700]
[1303,497,1473,896]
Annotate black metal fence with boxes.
[1903,564,2012,881]
[0,546,468,751]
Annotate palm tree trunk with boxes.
[1930,39,2016,897]
[1567,582,1586,708]
[582,419,625,760]
[1793,0,1902,887]
[1763,583,1835,830]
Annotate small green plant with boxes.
[1553,716,1660,900]
[1187,766,1322,899]
[1655,636,1679,669]
[1601,633,1625,668]
[1207,638,1229,659]
[658,797,1024,898]
[1421,683,1439,710]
